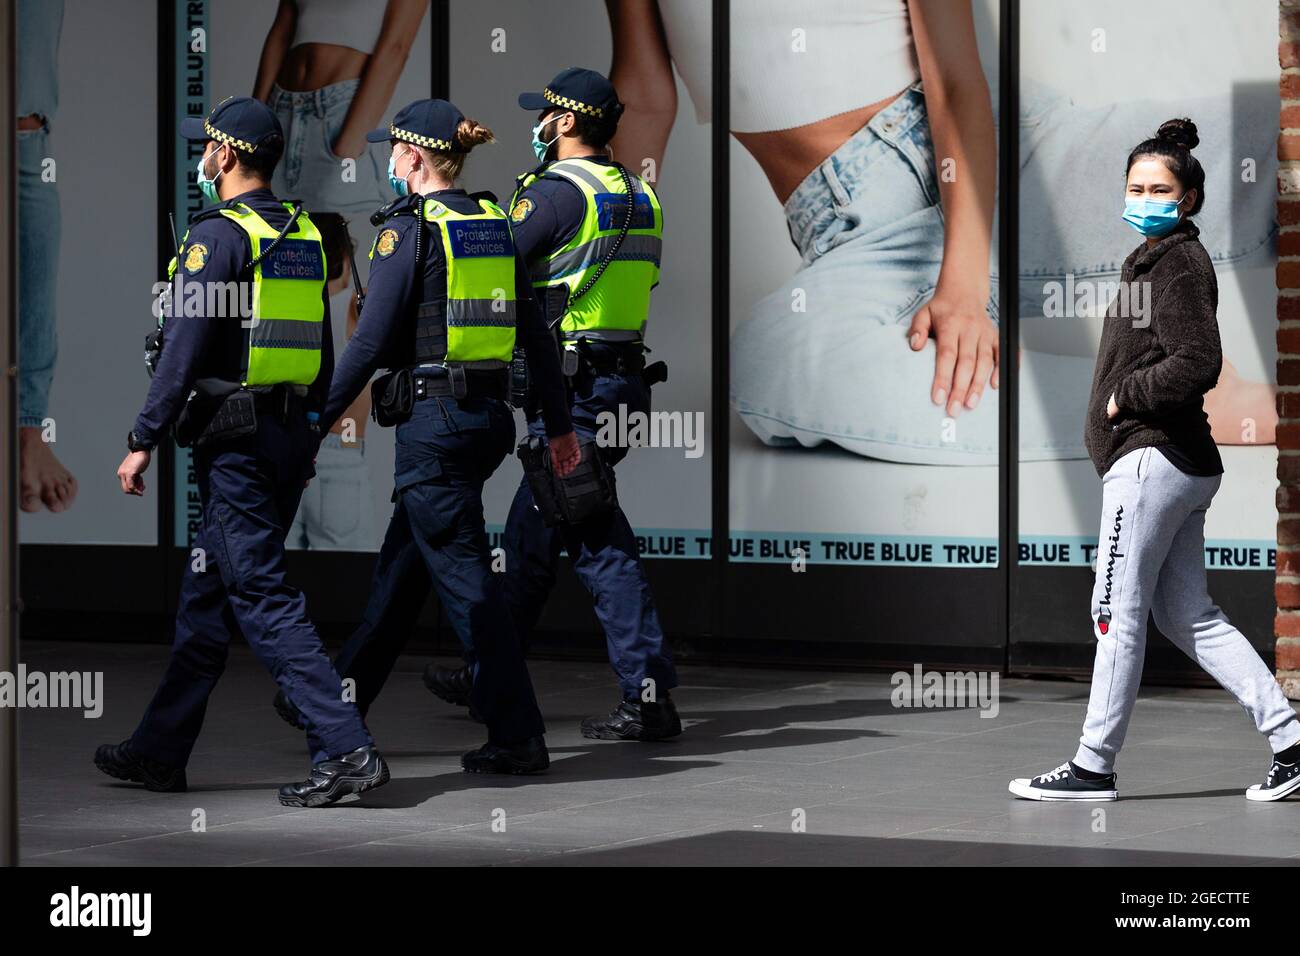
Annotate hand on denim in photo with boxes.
[731,80,1279,465]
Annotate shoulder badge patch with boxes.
[375,228,401,258]
[183,242,210,275]
[510,198,535,224]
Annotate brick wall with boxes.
[1278,0,1300,697]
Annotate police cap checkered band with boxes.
[543,87,603,118]
[205,120,258,152]
[518,67,621,121]
[366,99,467,151]
[390,125,456,152]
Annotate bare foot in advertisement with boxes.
[19,427,78,512]
[1205,358,1276,445]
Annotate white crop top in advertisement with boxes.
[658,0,919,132]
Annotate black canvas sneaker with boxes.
[1008,761,1118,801]
[1245,757,1300,802]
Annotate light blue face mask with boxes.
[1121,193,1188,237]
[531,114,564,162]
[197,145,225,203]
[387,148,411,197]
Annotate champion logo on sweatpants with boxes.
[1097,505,1124,635]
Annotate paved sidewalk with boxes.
[16,640,1300,865]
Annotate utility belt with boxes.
[175,380,312,448]
[561,339,646,378]
[517,433,618,527]
[370,365,509,427]
[511,337,668,410]
[564,338,667,388]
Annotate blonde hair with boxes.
[419,118,495,181]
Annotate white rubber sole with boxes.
[1245,772,1300,802]
[1008,778,1118,802]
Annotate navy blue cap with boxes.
[180,96,283,152]
[366,99,466,151]
[519,67,622,122]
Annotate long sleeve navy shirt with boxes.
[133,187,334,446]
[323,188,572,437]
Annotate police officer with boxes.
[98,97,389,807]
[298,98,580,774]
[427,68,682,741]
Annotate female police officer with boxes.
[317,99,580,774]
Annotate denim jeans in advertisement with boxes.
[18,123,59,427]
[731,81,1276,465]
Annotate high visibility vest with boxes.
[516,159,662,342]
[215,203,326,387]
[409,197,517,367]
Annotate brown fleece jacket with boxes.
[1084,220,1223,478]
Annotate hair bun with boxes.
[1156,117,1199,150]
[455,118,495,151]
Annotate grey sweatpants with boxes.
[1074,445,1300,774]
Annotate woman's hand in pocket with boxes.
[330,131,367,161]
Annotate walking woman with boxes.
[1009,119,1300,802]
[312,99,580,773]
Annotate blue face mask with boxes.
[197,145,224,203]
[387,148,411,197]
[531,115,564,162]
[1122,194,1188,237]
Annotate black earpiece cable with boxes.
[566,162,636,308]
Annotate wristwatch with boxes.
[126,430,155,453]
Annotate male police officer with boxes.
[99,97,389,806]
[428,68,682,741]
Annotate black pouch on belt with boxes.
[175,378,257,448]
[370,368,414,427]
[556,437,617,524]
[518,436,618,526]
[517,435,565,526]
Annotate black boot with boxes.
[423,662,484,723]
[94,740,187,793]
[272,689,307,730]
[461,736,550,775]
[423,662,471,705]
[278,745,390,808]
[581,695,683,741]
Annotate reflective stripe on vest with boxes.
[518,159,662,341]
[217,203,326,387]
[418,197,517,367]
